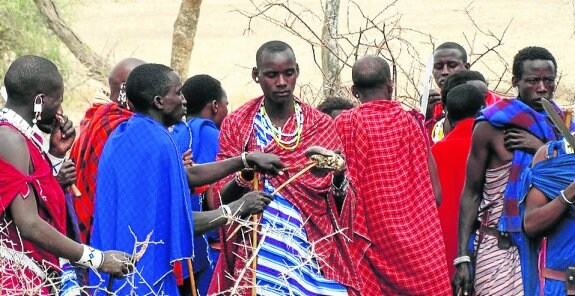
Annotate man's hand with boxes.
[246,151,285,175]
[99,251,134,279]
[452,263,473,296]
[503,128,544,154]
[425,89,442,120]
[182,149,193,168]
[49,115,75,158]
[56,160,76,187]
[304,146,346,177]
[229,191,273,217]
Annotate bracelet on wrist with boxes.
[235,171,254,189]
[560,189,574,206]
[76,244,104,269]
[453,255,471,266]
[241,152,250,168]
[220,204,233,225]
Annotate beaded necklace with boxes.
[0,108,48,153]
[260,100,304,150]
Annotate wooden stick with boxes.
[251,175,259,296]
[270,162,317,196]
[566,108,573,130]
[187,259,198,296]
[69,184,81,197]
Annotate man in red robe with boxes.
[336,55,451,295]
[208,40,365,296]
[431,84,486,278]
[0,55,130,293]
[70,58,144,243]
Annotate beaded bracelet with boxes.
[76,244,104,269]
[220,204,233,225]
[453,255,471,266]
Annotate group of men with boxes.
[0,38,572,296]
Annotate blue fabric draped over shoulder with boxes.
[519,140,575,296]
[90,114,194,295]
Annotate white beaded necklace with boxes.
[260,100,304,150]
[0,108,48,153]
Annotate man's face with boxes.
[161,71,186,126]
[213,90,229,129]
[433,48,469,89]
[37,83,64,131]
[253,50,299,105]
[513,59,556,112]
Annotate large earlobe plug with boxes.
[33,95,43,124]
[254,77,259,83]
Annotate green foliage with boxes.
[0,0,68,78]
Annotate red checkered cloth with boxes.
[208,96,366,296]
[69,102,133,243]
[336,100,452,295]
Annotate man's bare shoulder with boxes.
[0,126,30,172]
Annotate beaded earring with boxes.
[118,83,128,109]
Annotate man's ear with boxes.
[211,100,218,114]
[252,67,259,83]
[295,63,300,76]
[351,85,359,98]
[387,80,395,97]
[153,95,163,110]
[511,76,519,88]
[465,62,471,70]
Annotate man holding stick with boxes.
[208,40,361,296]
[89,63,283,295]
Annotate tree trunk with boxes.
[321,0,341,98]
[171,0,203,79]
[33,0,111,84]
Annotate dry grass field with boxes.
[65,0,575,122]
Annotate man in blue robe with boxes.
[90,63,283,295]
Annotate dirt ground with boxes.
[66,0,575,122]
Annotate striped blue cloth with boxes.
[253,105,348,296]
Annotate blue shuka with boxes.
[171,117,220,294]
[520,140,575,296]
[90,114,195,295]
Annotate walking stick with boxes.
[187,259,198,296]
[251,174,259,296]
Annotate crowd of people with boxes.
[0,39,572,296]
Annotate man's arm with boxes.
[453,121,491,294]
[185,151,284,187]
[0,128,128,277]
[523,146,575,237]
[428,153,442,206]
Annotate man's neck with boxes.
[263,96,295,127]
[360,96,391,104]
[4,102,33,126]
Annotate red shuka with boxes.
[336,100,452,295]
[0,123,66,268]
[208,96,366,296]
[431,117,475,278]
[69,102,133,243]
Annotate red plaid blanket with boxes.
[336,100,452,295]
[70,102,133,243]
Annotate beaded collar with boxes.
[0,108,48,153]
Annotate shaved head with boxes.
[4,55,62,105]
[108,58,145,102]
[351,55,392,102]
